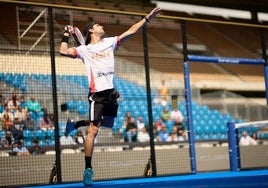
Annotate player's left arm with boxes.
[118,7,161,45]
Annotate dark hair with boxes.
[83,22,95,45]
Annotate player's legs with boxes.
[84,121,100,157]
[83,97,103,185]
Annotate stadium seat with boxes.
[47,129,55,138]
[67,100,76,112]
[23,140,33,147]
[0,130,5,138]
[35,130,46,141]
[77,104,87,116]
[0,106,4,113]
[47,139,55,146]
[38,140,47,146]
[23,130,34,142]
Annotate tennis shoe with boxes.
[65,119,75,136]
[83,168,94,186]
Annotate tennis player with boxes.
[59,7,161,185]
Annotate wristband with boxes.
[144,17,150,23]
[61,35,69,44]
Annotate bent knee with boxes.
[86,123,100,136]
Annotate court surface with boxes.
[24,169,268,188]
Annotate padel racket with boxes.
[72,27,85,46]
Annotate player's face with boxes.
[92,23,105,36]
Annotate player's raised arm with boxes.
[118,7,161,45]
[59,25,77,58]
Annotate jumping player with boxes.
[59,7,161,185]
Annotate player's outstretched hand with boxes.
[147,7,161,21]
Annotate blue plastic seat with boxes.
[35,130,46,140]
[38,140,47,146]
[47,139,55,146]
[23,130,34,141]
[47,129,55,138]
[24,140,33,147]
[0,130,5,138]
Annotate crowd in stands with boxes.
[119,106,187,143]
[0,90,55,155]
[0,88,261,156]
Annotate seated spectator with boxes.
[7,91,20,113]
[239,131,257,146]
[1,104,14,130]
[178,129,188,141]
[125,117,138,143]
[38,113,54,131]
[173,118,184,135]
[136,116,145,132]
[19,95,27,109]
[28,138,44,155]
[12,140,30,156]
[60,134,77,145]
[22,112,36,131]
[168,126,178,142]
[158,126,169,142]
[0,90,7,106]
[170,108,184,122]
[10,116,24,142]
[75,130,85,145]
[137,127,150,142]
[14,105,27,121]
[154,118,166,137]
[27,96,42,115]
[1,130,14,149]
[161,107,171,123]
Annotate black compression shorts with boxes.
[88,89,120,124]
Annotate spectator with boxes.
[168,126,178,142]
[14,105,27,121]
[159,80,169,106]
[137,127,150,142]
[119,112,133,142]
[136,116,145,132]
[125,117,138,143]
[75,130,85,145]
[28,138,44,155]
[7,91,20,113]
[1,104,14,130]
[27,96,42,115]
[170,108,184,122]
[0,90,7,106]
[251,132,259,144]
[10,116,24,142]
[12,140,30,156]
[1,130,14,149]
[22,111,36,131]
[161,107,171,123]
[19,95,27,109]
[239,131,257,146]
[178,129,188,141]
[49,113,55,127]
[154,118,166,137]
[38,112,54,131]
[124,111,132,125]
[158,126,169,142]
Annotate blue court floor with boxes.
[24,169,268,188]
